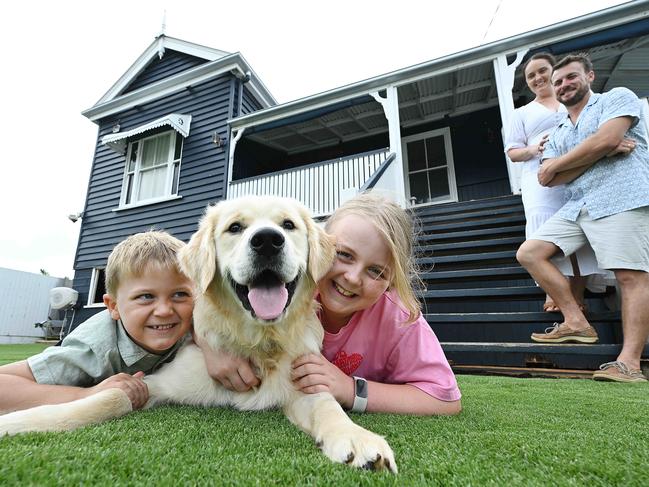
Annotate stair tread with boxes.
[418,206,524,224]
[420,266,526,279]
[412,195,522,217]
[418,236,525,252]
[452,364,596,379]
[418,225,526,242]
[441,342,645,353]
[422,214,526,231]
[417,250,517,264]
[424,311,620,322]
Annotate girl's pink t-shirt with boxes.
[321,291,461,402]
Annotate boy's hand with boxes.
[89,372,149,409]
[203,348,260,392]
[291,353,354,409]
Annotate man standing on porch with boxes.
[516,53,649,383]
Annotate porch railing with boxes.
[227,148,390,216]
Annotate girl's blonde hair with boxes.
[326,192,421,324]
[105,230,186,297]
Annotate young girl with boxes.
[205,193,461,415]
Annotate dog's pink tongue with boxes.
[248,285,288,320]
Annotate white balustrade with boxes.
[227,148,389,216]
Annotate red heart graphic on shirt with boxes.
[332,350,363,376]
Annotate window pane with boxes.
[128,142,138,172]
[174,133,183,160]
[125,174,134,204]
[140,138,158,169]
[428,168,450,201]
[140,135,171,169]
[138,166,168,200]
[93,269,106,304]
[155,134,171,163]
[407,140,426,171]
[426,136,447,168]
[171,161,180,194]
[409,173,429,204]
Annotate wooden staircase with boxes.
[413,194,646,377]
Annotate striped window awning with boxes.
[101,113,192,153]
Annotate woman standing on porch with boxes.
[505,52,606,313]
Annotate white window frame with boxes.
[118,130,183,209]
[401,127,458,206]
[86,267,107,308]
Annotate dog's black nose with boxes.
[250,228,285,257]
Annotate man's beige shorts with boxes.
[531,206,649,272]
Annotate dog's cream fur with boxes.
[0,196,396,472]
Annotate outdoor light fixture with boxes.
[68,212,84,223]
[212,131,224,147]
[112,121,121,133]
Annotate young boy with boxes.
[0,231,194,413]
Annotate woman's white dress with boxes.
[505,101,610,288]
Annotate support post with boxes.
[225,127,245,199]
[493,50,527,194]
[370,86,406,207]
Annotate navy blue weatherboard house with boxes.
[72,1,649,374]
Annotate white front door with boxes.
[402,127,458,205]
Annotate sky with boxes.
[0,0,628,279]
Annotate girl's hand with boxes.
[88,371,149,409]
[193,329,260,391]
[203,347,260,392]
[291,353,354,408]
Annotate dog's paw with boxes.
[317,424,397,473]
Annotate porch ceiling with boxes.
[246,61,497,155]
[246,33,649,157]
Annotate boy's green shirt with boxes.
[28,310,188,386]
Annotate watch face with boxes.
[355,378,368,399]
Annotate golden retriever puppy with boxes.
[0,196,396,473]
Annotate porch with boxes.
[225,11,649,217]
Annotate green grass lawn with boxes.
[1,344,648,486]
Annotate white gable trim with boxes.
[96,36,231,106]
[83,54,276,122]
[101,113,192,154]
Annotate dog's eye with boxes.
[227,222,243,233]
[282,219,295,230]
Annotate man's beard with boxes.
[559,84,589,106]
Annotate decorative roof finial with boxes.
[157,10,167,59]
[160,9,167,37]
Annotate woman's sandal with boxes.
[543,298,588,314]
[543,297,559,312]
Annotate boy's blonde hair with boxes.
[326,192,421,324]
[105,230,186,297]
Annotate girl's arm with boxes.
[291,353,461,416]
[0,361,148,413]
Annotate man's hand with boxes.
[88,372,149,409]
[606,137,636,157]
[538,159,558,187]
[291,353,354,408]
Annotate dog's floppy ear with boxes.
[178,207,218,293]
[302,208,336,283]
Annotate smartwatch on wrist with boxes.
[350,376,368,413]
